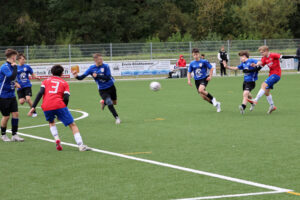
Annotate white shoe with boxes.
[267,105,277,114]
[32,113,38,118]
[250,103,255,111]
[79,145,91,152]
[115,117,121,124]
[11,134,24,142]
[216,102,221,112]
[239,105,245,114]
[1,134,11,142]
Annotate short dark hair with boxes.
[5,49,18,58]
[192,48,200,53]
[93,53,102,58]
[238,50,250,58]
[201,54,205,57]
[51,65,64,76]
[17,53,26,60]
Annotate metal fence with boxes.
[0,39,299,72]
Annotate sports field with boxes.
[1,74,300,200]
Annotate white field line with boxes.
[12,108,293,196]
[174,190,286,200]
[18,106,88,130]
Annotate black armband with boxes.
[63,94,70,106]
[32,87,45,108]
[10,65,18,80]
[282,55,300,59]
[243,66,262,73]
[76,75,86,80]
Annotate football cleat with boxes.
[1,134,11,142]
[100,99,106,110]
[216,102,221,113]
[267,105,277,114]
[115,117,121,124]
[56,139,63,151]
[239,105,245,114]
[32,113,38,118]
[11,134,24,142]
[79,145,91,152]
[250,103,255,111]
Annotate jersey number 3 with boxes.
[49,81,60,94]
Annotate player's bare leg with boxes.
[26,96,37,117]
[10,112,24,142]
[69,123,90,151]
[49,122,62,151]
[1,116,11,142]
[19,98,26,105]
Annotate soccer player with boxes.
[224,50,261,114]
[249,45,300,114]
[187,48,221,112]
[17,53,39,117]
[28,65,90,151]
[0,49,24,142]
[72,53,121,124]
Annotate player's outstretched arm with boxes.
[223,61,238,70]
[28,87,45,116]
[243,66,262,73]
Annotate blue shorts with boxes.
[44,107,74,126]
[265,74,280,89]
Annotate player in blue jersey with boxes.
[187,48,221,112]
[72,53,121,124]
[224,50,262,114]
[0,49,24,142]
[17,53,40,117]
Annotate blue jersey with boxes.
[17,64,33,90]
[188,59,212,80]
[237,59,258,82]
[0,62,17,98]
[81,63,114,90]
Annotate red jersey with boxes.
[176,59,186,67]
[261,53,282,77]
[41,76,70,111]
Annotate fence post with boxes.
[189,41,192,62]
[264,39,267,46]
[68,44,71,67]
[110,43,112,61]
[26,45,29,64]
[150,42,153,60]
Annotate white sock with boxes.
[212,97,217,106]
[266,95,274,106]
[50,126,59,140]
[74,132,83,146]
[255,89,265,102]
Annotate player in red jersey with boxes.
[250,45,300,114]
[28,65,90,151]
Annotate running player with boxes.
[28,65,90,151]
[17,53,39,117]
[187,48,221,112]
[224,50,261,114]
[249,45,300,114]
[0,49,24,142]
[72,53,121,124]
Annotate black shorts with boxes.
[243,81,256,91]
[0,97,18,116]
[17,87,32,99]
[195,78,209,90]
[99,85,117,101]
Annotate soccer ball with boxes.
[150,81,161,91]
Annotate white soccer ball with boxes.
[150,81,161,91]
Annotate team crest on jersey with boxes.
[101,68,104,72]
[24,67,27,71]
[199,63,203,67]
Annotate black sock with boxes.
[108,105,118,118]
[33,110,37,114]
[242,104,246,110]
[1,127,6,136]
[11,118,19,136]
[207,93,214,100]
